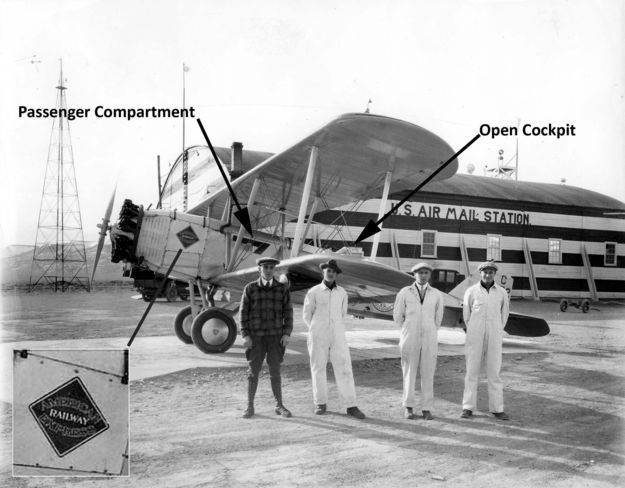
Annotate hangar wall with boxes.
[301,174,625,300]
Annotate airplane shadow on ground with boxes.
[274,354,624,486]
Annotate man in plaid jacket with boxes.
[240,256,293,418]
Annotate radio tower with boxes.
[29,60,90,292]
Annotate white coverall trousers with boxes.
[304,284,357,408]
[462,283,510,413]
[393,285,443,411]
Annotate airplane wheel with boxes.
[191,308,237,354]
[173,306,194,344]
[165,281,178,302]
[581,300,590,313]
[559,300,568,312]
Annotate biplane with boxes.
[92,113,549,353]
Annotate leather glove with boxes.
[280,335,290,347]
[242,336,253,349]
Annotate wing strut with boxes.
[295,197,320,255]
[390,230,401,270]
[291,146,318,257]
[370,170,393,261]
[227,178,261,271]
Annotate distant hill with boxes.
[1,243,130,286]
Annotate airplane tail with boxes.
[448,265,514,300]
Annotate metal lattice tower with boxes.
[29,60,90,292]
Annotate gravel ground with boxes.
[1,290,624,487]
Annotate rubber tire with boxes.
[165,281,178,302]
[581,300,590,313]
[173,305,194,344]
[190,308,237,354]
[559,300,568,312]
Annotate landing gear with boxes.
[173,306,193,344]
[172,281,239,353]
[190,308,237,354]
[165,280,179,302]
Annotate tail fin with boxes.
[448,266,514,300]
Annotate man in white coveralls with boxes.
[303,259,365,419]
[461,261,510,420]
[393,262,444,420]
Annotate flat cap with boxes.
[410,262,433,273]
[319,259,342,274]
[256,257,280,266]
[478,261,498,271]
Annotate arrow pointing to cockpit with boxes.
[354,133,481,244]
[196,118,254,238]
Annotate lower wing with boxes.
[212,254,550,337]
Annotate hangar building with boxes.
[306,174,625,300]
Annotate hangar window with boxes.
[605,242,617,266]
[486,234,501,261]
[548,239,562,264]
[421,230,437,258]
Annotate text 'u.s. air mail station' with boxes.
[479,123,576,139]
[392,202,530,225]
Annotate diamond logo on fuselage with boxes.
[29,377,109,457]
[176,226,200,248]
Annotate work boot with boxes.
[460,409,473,419]
[314,404,327,415]
[271,376,283,406]
[346,406,365,419]
[492,411,510,420]
[404,407,416,419]
[275,404,292,417]
[242,377,259,418]
[422,410,433,420]
[269,376,291,417]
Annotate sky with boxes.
[1,0,624,246]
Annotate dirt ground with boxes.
[1,289,624,487]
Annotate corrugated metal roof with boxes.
[167,146,624,212]
[414,174,625,211]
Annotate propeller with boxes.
[91,186,117,283]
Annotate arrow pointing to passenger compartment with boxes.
[196,118,254,238]
[354,133,481,244]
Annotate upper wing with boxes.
[189,113,458,236]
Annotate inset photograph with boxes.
[12,349,129,476]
